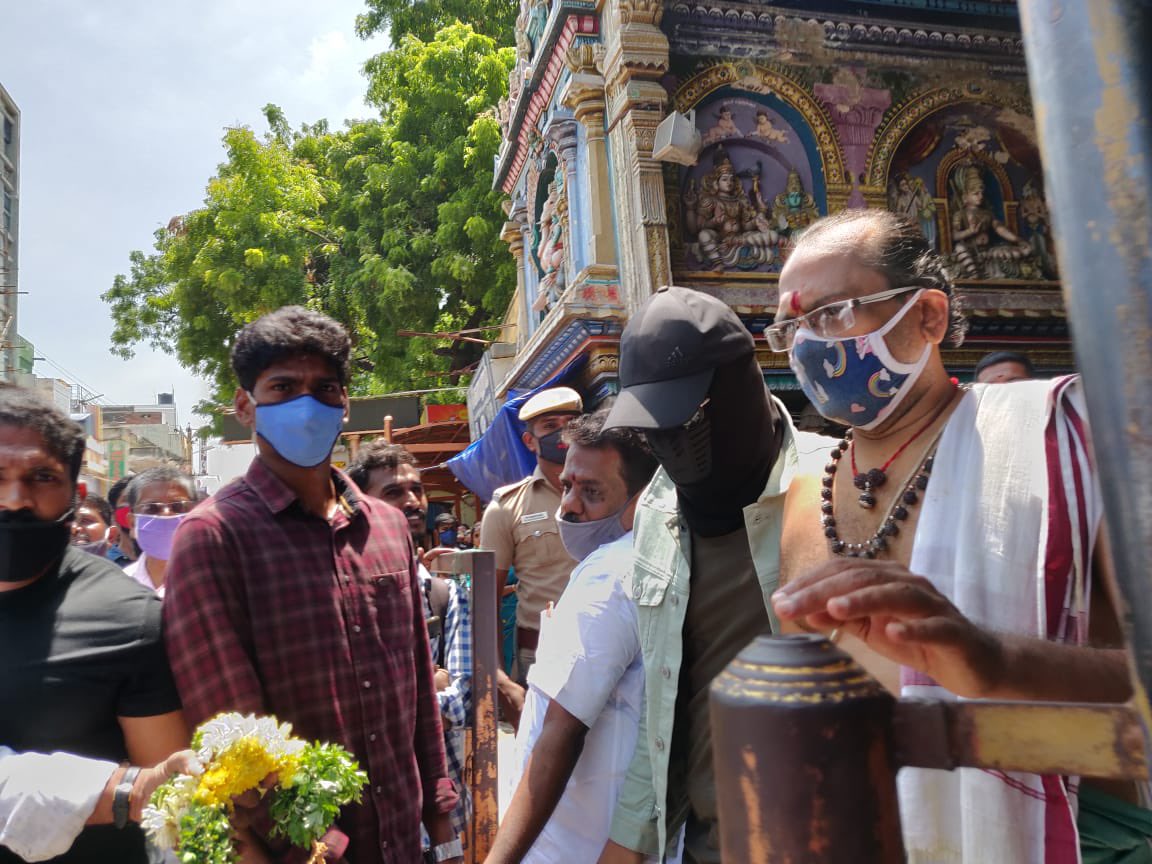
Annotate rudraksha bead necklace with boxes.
[848,411,945,509]
[822,436,939,558]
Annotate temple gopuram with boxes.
[467,0,1067,437]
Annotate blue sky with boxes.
[2,1,386,424]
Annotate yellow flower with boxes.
[194,737,280,808]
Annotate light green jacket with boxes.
[608,412,832,858]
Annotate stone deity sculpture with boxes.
[946,164,1040,280]
[684,149,778,270]
[772,170,820,237]
[888,172,938,250]
[751,111,789,144]
[534,173,567,311]
[1019,178,1058,278]
[702,105,743,145]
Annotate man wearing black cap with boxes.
[600,286,831,864]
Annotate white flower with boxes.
[195,712,250,761]
[141,773,198,850]
[195,712,303,760]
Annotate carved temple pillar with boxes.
[545,116,583,283]
[599,0,671,313]
[501,201,530,347]
[561,44,617,270]
[814,81,891,209]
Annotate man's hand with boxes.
[427,811,462,864]
[420,546,458,573]
[235,828,276,864]
[129,749,202,822]
[496,670,525,732]
[771,559,1003,698]
[228,772,286,859]
[434,667,452,691]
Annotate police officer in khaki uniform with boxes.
[479,387,581,684]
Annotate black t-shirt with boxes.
[0,547,182,863]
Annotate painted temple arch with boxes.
[867,85,1058,281]
[667,62,851,278]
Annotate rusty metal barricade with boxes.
[430,549,501,862]
[711,1,1152,859]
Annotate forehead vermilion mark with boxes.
[789,293,802,314]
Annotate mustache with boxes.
[402,507,426,520]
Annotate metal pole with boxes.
[1017,0,1152,731]
[711,634,904,863]
[435,549,500,861]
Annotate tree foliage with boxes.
[355,0,515,47]
[103,118,339,408]
[105,25,515,420]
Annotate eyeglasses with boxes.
[133,499,197,516]
[764,285,924,352]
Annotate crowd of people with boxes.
[1,209,1147,864]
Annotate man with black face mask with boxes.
[0,385,190,863]
[599,286,832,864]
[479,387,581,685]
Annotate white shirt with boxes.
[124,555,164,597]
[0,748,116,861]
[513,532,645,864]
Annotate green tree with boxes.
[340,23,516,385]
[103,114,346,410]
[105,26,516,417]
[356,0,515,47]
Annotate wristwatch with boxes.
[431,838,463,862]
[112,765,142,829]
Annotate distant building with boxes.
[34,376,73,415]
[0,83,19,384]
[30,377,193,494]
[31,375,110,494]
[96,399,191,476]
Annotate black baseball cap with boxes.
[604,286,755,430]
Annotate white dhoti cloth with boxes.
[899,378,1100,864]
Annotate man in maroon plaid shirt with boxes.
[163,307,463,864]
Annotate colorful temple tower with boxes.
[468,0,1066,435]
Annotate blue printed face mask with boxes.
[789,290,930,431]
[249,393,345,468]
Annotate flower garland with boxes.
[142,712,367,864]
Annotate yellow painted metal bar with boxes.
[897,700,1148,780]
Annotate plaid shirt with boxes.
[418,570,472,845]
[163,459,453,864]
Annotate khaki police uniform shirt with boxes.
[480,465,576,631]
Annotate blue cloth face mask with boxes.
[789,290,931,431]
[250,393,346,468]
[557,503,630,562]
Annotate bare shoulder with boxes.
[781,472,828,589]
